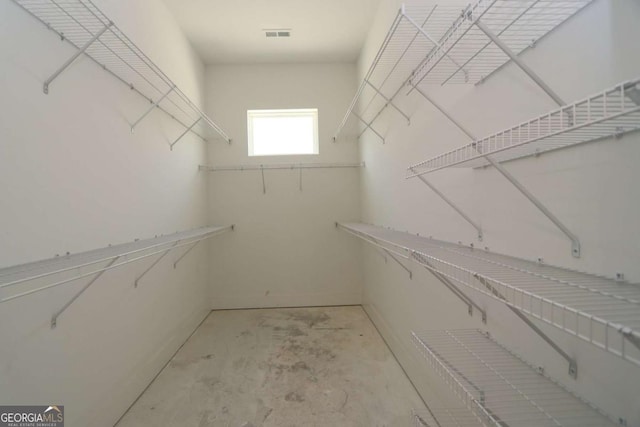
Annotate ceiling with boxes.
[162,0,381,64]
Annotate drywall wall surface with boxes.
[0,1,213,426]
[204,63,363,309]
[356,0,640,424]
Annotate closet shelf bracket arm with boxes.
[131,85,176,132]
[173,240,201,269]
[134,241,180,287]
[43,22,113,94]
[409,85,579,257]
[384,248,413,279]
[413,251,487,323]
[402,11,469,84]
[364,80,411,124]
[474,19,566,108]
[474,273,578,378]
[480,151,581,258]
[170,117,202,150]
[352,111,385,143]
[51,255,121,329]
[409,167,483,241]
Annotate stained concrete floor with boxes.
[116,306,426,427]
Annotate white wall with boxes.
[204,63,363,309]
[0,1,214,425]
[357,0,640,424]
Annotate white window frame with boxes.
[247,108,319,157]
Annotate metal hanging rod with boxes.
[0,225,233,314]
[11,0,231,145]
[200,162,364,194]
[339,223,640,369]
[199,162,365,172]
[412,329,616,427]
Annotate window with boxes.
[247,109,319,156]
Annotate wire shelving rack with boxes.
[334,0,592,143]
[11,0,231,148]
[409,78,640,173]
[333,3,465,142]
[200,162,364,194]
[411,329,616,426]
[0,225,233,327]
[338,223,640,368]
[409,0,593,88]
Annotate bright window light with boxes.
[248,109,319,156]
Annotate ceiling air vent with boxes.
[264,29,291,38]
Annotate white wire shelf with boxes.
[334,0,591,142]
[11,0,231,145]
[198,162,365,172]
[411,329,616,427]
[409,78,640,173]
[338,223,640,366]
[200,162,364,194]
[0,225,232,313]
[333,3,466,141]
[409,0,593,87]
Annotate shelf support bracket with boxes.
[43,22,113,94]
[51,256,120,329]
[365,80,411,124]
[131,85,176,132]
[413,252,487,323]
[474,274,577,378]
[479,151,581,258]
[474,19,566,107]
[170,117,202,151]
[134,241,179,287]
[383,248,413,279]
[352,111,385,143]
[409,167,483,241]
[402,11,469,83]
[173,240,201,269]
[411,83,580,257]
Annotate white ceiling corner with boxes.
[162,0,382,64]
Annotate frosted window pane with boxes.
[248,109,318,156]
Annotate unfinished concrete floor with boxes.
[116,306,426,426]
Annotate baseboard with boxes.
[362,302,454,410]
[210,291,362,310]
[102,307,211,427]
